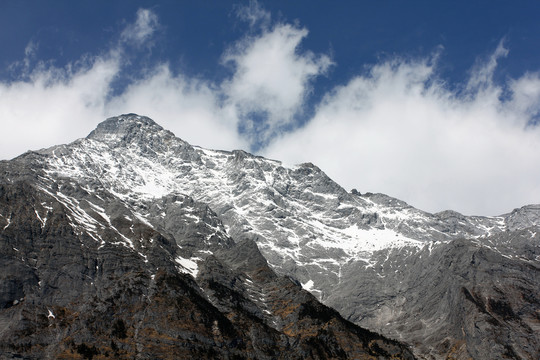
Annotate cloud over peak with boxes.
[2,5,540,215]
[222,21,332,144]
[263,48,540,215]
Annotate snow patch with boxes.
[301,279,315,291]
[3,216,11,230]
[175,256,200,278]
[34,209,47,228]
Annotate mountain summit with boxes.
[1,114,539,359]
[0,114,414,359]
[86,114,192,154]
[86,113,165,142]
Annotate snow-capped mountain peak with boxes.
[87,113,167,144]
[38,114,531,291]
[3,114,539,359]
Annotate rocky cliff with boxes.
[1,113,538,359]
[0,115,414,359]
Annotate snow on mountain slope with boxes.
[16,114,539,359]
[38,114,524,292]
[2,154,418,360]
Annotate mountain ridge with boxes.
[0,113,417,359]
[1,113,538,359]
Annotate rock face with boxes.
[1,113,539,359]
[0,115,414,359]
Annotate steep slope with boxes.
[326,232,540,359]
[0,117,415,359]
[2,113,538,359]
[40,115,510,296]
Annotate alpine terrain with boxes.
[1,114,538,359]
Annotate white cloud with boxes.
[2,5,540,216]
[23,40,38,69]
[120,8,159,48]
[106,64,247,151]
[0,8,249,159]
[263,51,540,215]
[507,72,540,120]
[466,39,508,94]
[222,22,332,144]
[235,0,271,29]
[0,55,119,159]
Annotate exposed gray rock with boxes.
[504,204,540,231]
[0,117,415,359]
[2,113,538,359]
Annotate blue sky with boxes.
[1,0,540,215]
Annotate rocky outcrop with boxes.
[0,148,414,359]
[325,234,540,359]
[1,113,538,359]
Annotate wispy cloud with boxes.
[106,63,247,151]
[120,8,159,48]
[222,20,332,145]
[263,48,540,215]
[0,53,119,156]
[235,0,271,29]
[466,39,509,94]
[23,40,38,69]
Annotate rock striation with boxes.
[0,115,414,359]
[1,113,538,359]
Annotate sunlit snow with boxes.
[38,115,518,299]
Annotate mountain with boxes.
[0,114,414,359]
[1,113,539,359]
